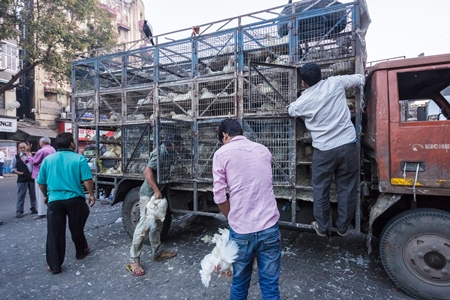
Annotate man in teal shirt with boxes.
[37,132,95,274]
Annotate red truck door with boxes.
[388,63,450,195]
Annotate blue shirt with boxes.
[36,148,93,202]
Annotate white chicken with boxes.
[202,67,220,76]
[137,98,151,107]
[199,253,216,288]
[109,112,120,122]
[101,150,118,158]
[257,80,280,94]
[174,91,192,101]
[264,33,289,47]
[113,128,121,140]
[199,228,239,288]
[222,56,234,73]
[170,109,193,121]
[145,196,168,223]
[200,88,215,99]
[216,91,229,97]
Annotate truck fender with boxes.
[111,178,143,206]
[366,193,401,254]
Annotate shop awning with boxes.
[18,127,58,138]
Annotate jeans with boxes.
[0,162,4,176]
[16,180,37,214]
[229,223,281,300]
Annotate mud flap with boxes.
[366,193,401,254]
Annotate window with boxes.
[1,43,19,72]
[0,92,4,109]
[397,68,450,122]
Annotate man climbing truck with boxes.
[71,1,450,298]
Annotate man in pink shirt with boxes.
[26,136,56,219]
[213,118,281,300]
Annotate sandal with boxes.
[154,251,177,262]
[126,263,145,276]
[76,244,90,260]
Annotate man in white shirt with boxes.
[288,63,365,237]
[0,149,5,178]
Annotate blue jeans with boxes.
[229,223,281,300]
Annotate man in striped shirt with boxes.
[213,119,281,300]
[288,62,365,237]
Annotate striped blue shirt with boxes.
[288,74,365,151]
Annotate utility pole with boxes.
[16,0,34,121]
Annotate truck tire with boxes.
[379,208,450,300]
[122,187,172,244]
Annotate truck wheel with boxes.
[122,187,172,244]
[379,208,450,299]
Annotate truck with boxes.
[71,1,450,299]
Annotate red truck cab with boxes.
[363,54,450,299]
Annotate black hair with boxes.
[163,133,183,147]
[217,118,243,141]
[56,132,74,149]
[298,63,322,87]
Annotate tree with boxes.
[0,0,117,94]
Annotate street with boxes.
[0,174,413,300]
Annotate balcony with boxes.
[99,3,118,17]
[43,81,58,95]
[117,17,130,31]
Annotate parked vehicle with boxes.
[71,1,449,298]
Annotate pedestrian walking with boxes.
[288,62,365,236]
[126,134,182,276]
[26,136,56,220]
[36,132,95,274]
[11,142,37,218]
[213,119,281,300]
[0,149,5,178]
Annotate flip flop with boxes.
[154,251,177,262]
[125,263,145,276]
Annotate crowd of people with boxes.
[0,62,364,299]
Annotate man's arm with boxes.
[212,154,230,218]
[217,201,230,219]
[144,166,162,199]
[83,179,96,207]
[26,149,45,166]
[38,184,48,204]
[339,74,365,90]
[11,157,23,175]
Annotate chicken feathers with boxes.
[199,228,239,287]
[145,196,168,223]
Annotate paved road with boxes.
[0,174,413,299]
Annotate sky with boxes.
[144,0,450,63]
